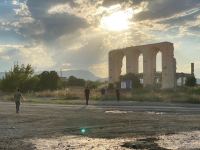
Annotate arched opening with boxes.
[156,51,162,87]
[138,54,143,84]
[138,54,143,73]
[156,51,162,72]
[121,56,126,75]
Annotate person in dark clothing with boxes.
[101,88,106,96]
[116,88,120,101]
[14,89,24,113]
[84,87,90,105]
[100,88,106,100]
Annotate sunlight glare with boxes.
[100,6,134,32]
[12,0,19,5]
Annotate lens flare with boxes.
[80,128,86,134]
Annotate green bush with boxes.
[67,76,85,87]
[120,73,142,88]
[37,71,60,91]
[0,64,37,92]
[108,83,114,90]
[86,81,101,89]
[185,76,197,87]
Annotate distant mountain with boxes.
[59,70,101,81]
[98,77,108,82]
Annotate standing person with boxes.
[116,88,120,101]
[101,88,106,96]
[100,88,106,100]
[14,89,24,113]
[84,87,90,105]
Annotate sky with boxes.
[0,0,200,78]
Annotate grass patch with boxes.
[1,87,200,104]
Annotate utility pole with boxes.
[60,69,62,77]
[191,63,194,76]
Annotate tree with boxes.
[49,71,60,90]
[108,83,114,90]
[185,75,196,87]
[37,71,60,90]
[0,64,36,92]
[23,76,40,91]
[85,81,100,89]
[67,76,85,86]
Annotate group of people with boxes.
[84,87,120,105]
[13,87,121,113]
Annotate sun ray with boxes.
[100,5,134,32]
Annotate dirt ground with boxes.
[1,101,200,150]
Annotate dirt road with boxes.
[1,101,200,149]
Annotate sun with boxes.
[12,0,19,5]
[100,7,134,32]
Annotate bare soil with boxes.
[1,101,200,150]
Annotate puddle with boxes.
[121,138,169,150]
[147,111,165,115]
[105,110,132,114]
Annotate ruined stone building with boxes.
[109,42,177,89]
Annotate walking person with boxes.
[84,87,90,105]
[14,89,24,113]
[116,88,120,101]
[100,88,106,100]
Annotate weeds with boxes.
[1,87,200,104]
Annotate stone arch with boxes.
[138,53,144,74]
[153,49,163,87]
[156,51,162,72]
[121,55,127,75]
[109,42,176,89]
[108,50,124,83]
[125,48,140,74]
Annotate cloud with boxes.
[102,0,130,6]
[20,44,55,70]
[47,0,103,26]
[0,44,24,49]
[55,27,107,69]
[0,1,16,21]
[102,0,147,7]
[41,14,88,42]
[0,29,26,44]
[135,0,200,21]
[15,0,156,74]
[26,0,68,19]
[189,25,200,34]
[90,62,108,78]
[0,48,21,60]
[0,43,55,71]
[1,0,200,78]
[14,1,31,17]
[47,0,142,27]
[23,0,89,43]
[0,47,23,71]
